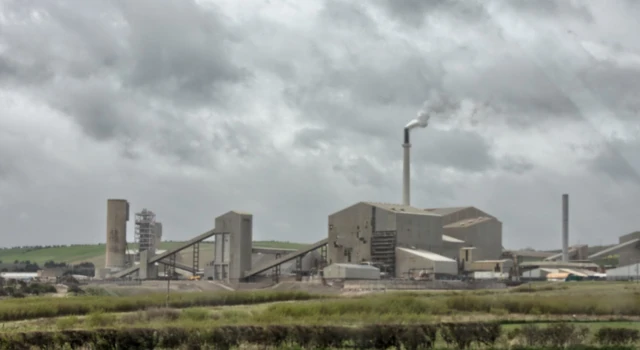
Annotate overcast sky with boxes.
[1,0,639,250]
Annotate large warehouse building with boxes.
[327,202,503,278]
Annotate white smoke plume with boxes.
[406,91,460,130]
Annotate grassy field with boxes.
[0,240,307,266]
[1,282,640,348]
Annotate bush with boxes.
[510,283,568,293]
[515,323,589,347]
[180,308,210,321]
[595,327,640,346]
[1,323,637,349]
[24,283,57,295]
[120,307,181,325]
[85,311,117,328]
[440,322,501,349]
[0,324,457,349]
[67,284,84,295]
[56,316,80,330]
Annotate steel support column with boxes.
[192,242,200,276]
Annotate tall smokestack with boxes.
[402,119,428,206]
[562,194,569,262]
[402,128,411,206]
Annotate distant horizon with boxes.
[0,240,620,252]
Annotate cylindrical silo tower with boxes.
[105,199,129,270]
[155,222,163,246]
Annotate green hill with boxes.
[0,240,308,266]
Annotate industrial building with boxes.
[99,192,640,284]
[99,194,507,282]
[326,202,504,278]
[98,120,512,283]
[92,118,640,285]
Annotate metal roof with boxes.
[588,239,639,260]
[442,235,465,243]
[397,247,456,262]
[363,202,440,216]
[423,207,470,216]
[329,263,380,271]
[519,261,600,269]
[0,272,38,278]
[444,216,493,228]
[473,259,511,264]
[560,268,594,277]
[504,250,554,258]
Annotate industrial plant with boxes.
[94,114,640,286]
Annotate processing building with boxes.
[327,202,504,278]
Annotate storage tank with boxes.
[105,199,129,270]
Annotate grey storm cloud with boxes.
[0,0,639,250]
[587,138,640,185]
[0,0,248,152]
[414,129,495,173]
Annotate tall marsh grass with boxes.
[0,291,321,322]
[258,292,640,321]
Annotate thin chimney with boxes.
[402,128,411,206]
[562,194,569,262]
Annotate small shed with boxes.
[323,263,380,280]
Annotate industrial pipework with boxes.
[562,194,569,262]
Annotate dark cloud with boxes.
[0,0,248,149]
[413,129,494,172]
[373,0,454,27]
[500,156,534,175]
[332,157,388,188]
[117,0,248,105]
[588,139,640,184]
[579,62,640,121]
[320,0,378,33]
[293,127,337,151]
[503,0,594,22]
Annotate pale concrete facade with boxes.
[443,217,502,261]
[618,231,640,267]
[105,199,129,269]
[212,211,253,281]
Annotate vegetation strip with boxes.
[0,291,321,322]
[1,323,639,349]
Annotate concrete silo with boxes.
[105,199,129,270]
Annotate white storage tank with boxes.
[323,263,380,280]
